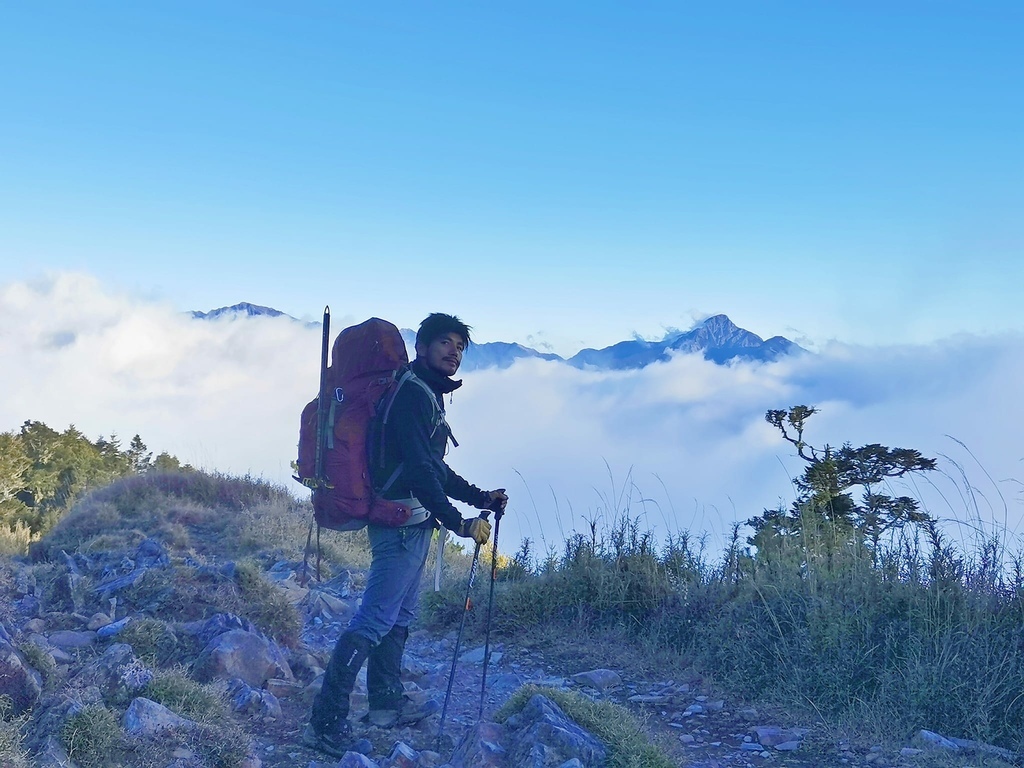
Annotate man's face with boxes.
[417,332,466,377]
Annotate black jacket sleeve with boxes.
[384,381,466,530]
[444,466,489,509]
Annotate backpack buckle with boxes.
[334,388,344,403]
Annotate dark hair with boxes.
[416,313,472,349]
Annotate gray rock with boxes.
[47,630,97,649]
[96,616,133,638]
[913,729,960,751]
[229,679,283,721]
[182,613,260,645]
[135,538,169,568]
[505,694,607,767]
[86,612,112,631]
[775,740,801,751]
[193,629,293,688]
[265,677,304,698]
[336,753,379,767]
[450,721,507,767]
[571,669,621,691]
[752,726,808,747]
[34,735,80,767]
[458,645,502,664]
[383,741,419,767]
[316,570,353,598]
[305,591,352,623]
[949,736,1016,760]
[628,694,668,705]
[123,697,197,735]
[71,643,152,700]
[0,640,43,715]
[94,568,147,597]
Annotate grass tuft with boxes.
[61,704,122,768]
[0,695,29,768]
[495,685,675,768]
[143,668,226,722]
[119,618,179,667]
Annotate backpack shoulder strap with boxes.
[383,370,440,435]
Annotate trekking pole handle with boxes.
[485,488,507,519]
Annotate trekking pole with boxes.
[437,510,491,751]
[478,496,505,718]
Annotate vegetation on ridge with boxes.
[1,405,1021,763]
[0,420,189,554]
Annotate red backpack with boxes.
[294,316,417,531]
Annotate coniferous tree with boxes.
[749,406,936,563]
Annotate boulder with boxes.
[47,630,97,649]
[34,735,79,767]
[384,741,420,768]
[228,679,283,721]
[123,697,197,736]
[450,721,507,768]
[193,629,293,688]
[571,669,621,691]
[71,643,153,701]
[505,695,606,767]
[336,753,379,767]
[0,640,43,714]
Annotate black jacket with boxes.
[371,358,487,530]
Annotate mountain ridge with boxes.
[190,304,804,370]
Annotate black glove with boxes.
[481,488,508,515]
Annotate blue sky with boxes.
[1,4,1022,556]
[2,2,1021,355]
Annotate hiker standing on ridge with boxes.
[304,312,508,758]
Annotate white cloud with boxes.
[2,273,1021,560]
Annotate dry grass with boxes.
[0,696,29,768]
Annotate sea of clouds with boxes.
[2,272,1022,561]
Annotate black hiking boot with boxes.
[307,632,373,756]
[365,695,441,727]
[301,722,372,758]
[367,624,408,710]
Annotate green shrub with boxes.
[61,704,122,768]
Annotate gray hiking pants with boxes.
[347,523,433,643]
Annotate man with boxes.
[304,312,508,758]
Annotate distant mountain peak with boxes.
[191,305,803,370]
[191,302,286,320]
[699,313,740,332]
[570,314,800,369]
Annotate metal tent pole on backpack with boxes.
[299,306,330,587]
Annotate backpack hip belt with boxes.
[392,497,431,527]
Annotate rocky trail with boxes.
[250,561,1020,768]
[2,537,1017,768]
